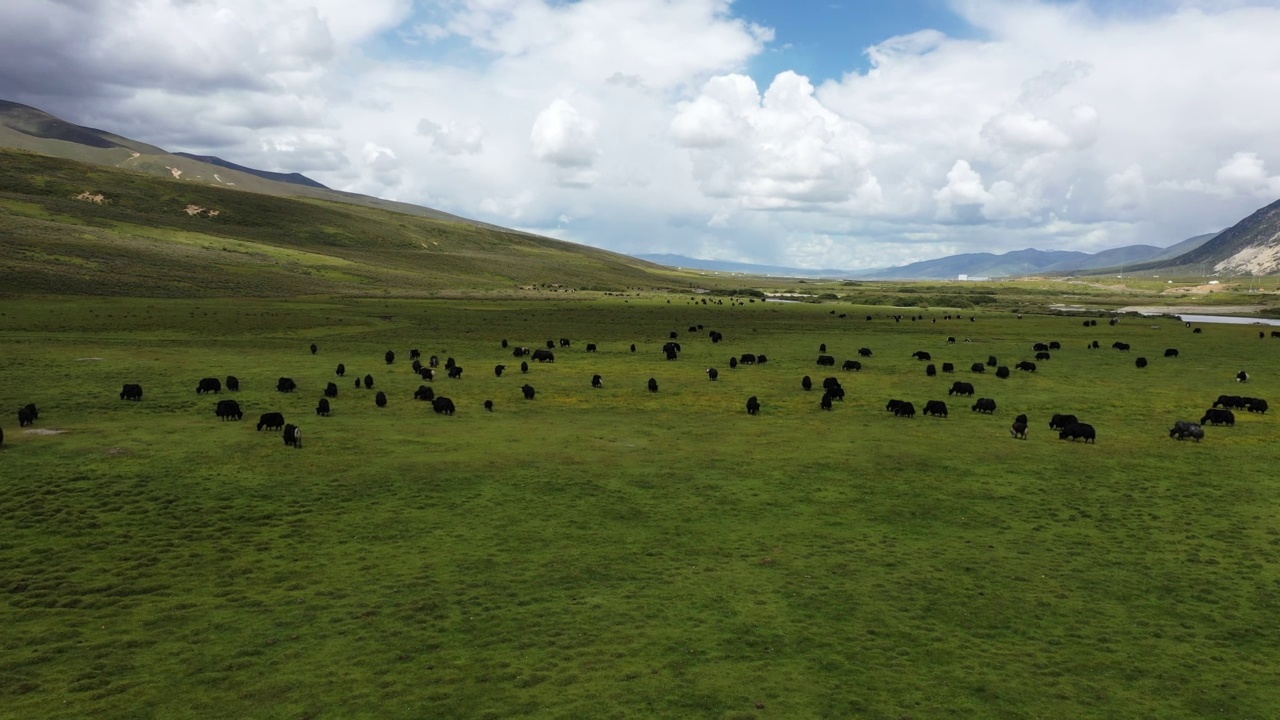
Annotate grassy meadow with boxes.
[2,295,1279,719]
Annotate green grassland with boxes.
[3,296,1279,719]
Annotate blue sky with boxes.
[734,0,974,84]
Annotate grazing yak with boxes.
[445,357,456,370]
[1035,352,1051,361]
[520,361,529,374]
[484,400,494,411]
[501,339,509,349]
[1048,414,1078,431]
[1170,420,1204,441]
[886,399,905,413]
[893,401,916,418]
[970,363,986,373]
[512,347,531,358]
[1049,341,1061,350]
[411,360,422,373]
[819,343,827,353]
[1213,395,1247,409]
[1089,341,1100,349]
[196,377,222,394]
[1059,422,1096,443]
[1015,361,1037,372]
[448,366,463,379]
[257,412,285,431]
[817,355,836,366]
[430,355,440,368]
[826,386,846,402]
[923,400,948,417]
[941,362,955,373]
[630,344,637,352]
[1135,357,1148,368]
[375,391,387,408]
[912,350,932,361]
[385,350,395,365]
[560,338,572,347]
[995,366,1010,379]
[1200,408,1235,426]
[18,405,37,427]
[709,331,723,343]
[1010,421,1028,439]
[842,360,862,371]
[283,424,302,448]
[1193,328,1202,334]
[226,376,240,391]
[336,363,346,376]
[647,378,659,393]
[1033,342,1049,352]
[926,363,937,377]
[316,398,331,416]
[354,379,361,388]
[739,353,757,365]
[949,381,975,396]
[858,347,873,357]
[746,396,761,415]
[120,383,143,401]
[1248,398,1269,414]
[669,332,678,339]
[586,343,597,352]
[1237,370,1249,383]
[215,400,243,421]
[521,384,536,400]
[414,386,435,402]
[419,368,435,381]
[947,336,956,344]
[277,377,297,393]
[986,355,998,367]
[820,394,834,410]
[410,348,422,360]
[533,349,556,363]
[546,340,556,349]
[823,377,842,391]
[494,364,506,377]
[432,397,456,415]
[729,357,739,369]
[664,348,679,361]
[1164,348,1179,358]
[802,376,813,391]
[1015,414,1028,425]
[311,343,318,355]
[971,398,997,414]
[592,374,603,389]
[1112,342,1131,351]
[706,368,719,381]
[363,374,375,389]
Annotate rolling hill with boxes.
[0,149,683,297]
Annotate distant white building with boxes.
[958,274,990,281]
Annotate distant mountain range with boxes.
[640,232,1220,280]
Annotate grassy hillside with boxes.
[0,149,683,297]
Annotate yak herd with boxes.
[3,313,1272,451]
